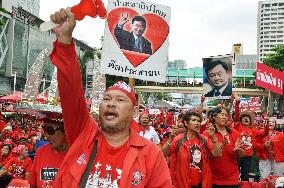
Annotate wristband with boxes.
[166,141,171,146]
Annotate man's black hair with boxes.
[132,16,146,27]
[207,109,213,117]
[205,60,229,76]
[177,113,185,120]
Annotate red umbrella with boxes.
[0,91,23,103]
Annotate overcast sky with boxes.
[39,0,260,68]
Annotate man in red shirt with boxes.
[170,111,222,188]
[49,8,172,187]
[29,114,68,188]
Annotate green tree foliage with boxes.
[0,19,4,27]
[263,45,284,71]
[0,8,8,14]
[0,8,9,27]
[262,44,284,113]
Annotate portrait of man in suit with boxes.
[114,13,152,55]
[204,59,232,97]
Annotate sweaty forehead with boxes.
[190,115,200,120]
[269,118,276,123]
[105,90,128,98]
[140,114,149,118]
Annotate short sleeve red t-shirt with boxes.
[0,154,12,167]
[5,156,32,179]
[85,137,129,187]
[170,134,213,186]
[187,136,213,184]
[208,128,240,185]
[28,144,67,187]
[235,122,254,156]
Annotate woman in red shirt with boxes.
[0,145,32,187]
[1,144,32,180]
[205,106,246,188]
[0,144,12,168]
[256,117,284,179]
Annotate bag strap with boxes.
[79,140,98,188]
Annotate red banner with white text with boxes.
[256,62,284,95]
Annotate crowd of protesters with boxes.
[0,92,283,187]
[0,7,283,188]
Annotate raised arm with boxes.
[49,8,91,145]
[198,95,205,120]
[233,93,241,126]
[227,95,234,113]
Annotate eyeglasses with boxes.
[43,126,63,135]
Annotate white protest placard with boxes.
[101,0,171,82]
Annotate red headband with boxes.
[139,111,149,120]
[106,81,136,106]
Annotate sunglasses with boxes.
[43,126,63,135]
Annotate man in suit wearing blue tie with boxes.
[204,60,232,97]
[114,14,152,55]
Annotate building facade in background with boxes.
[0,5,95,94]
[167,60,187,69]
[2,0,40,17]
[257,0,284,60]
[19,0,40,17]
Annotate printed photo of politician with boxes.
[114,13,152,55]
[202,57,232,98]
